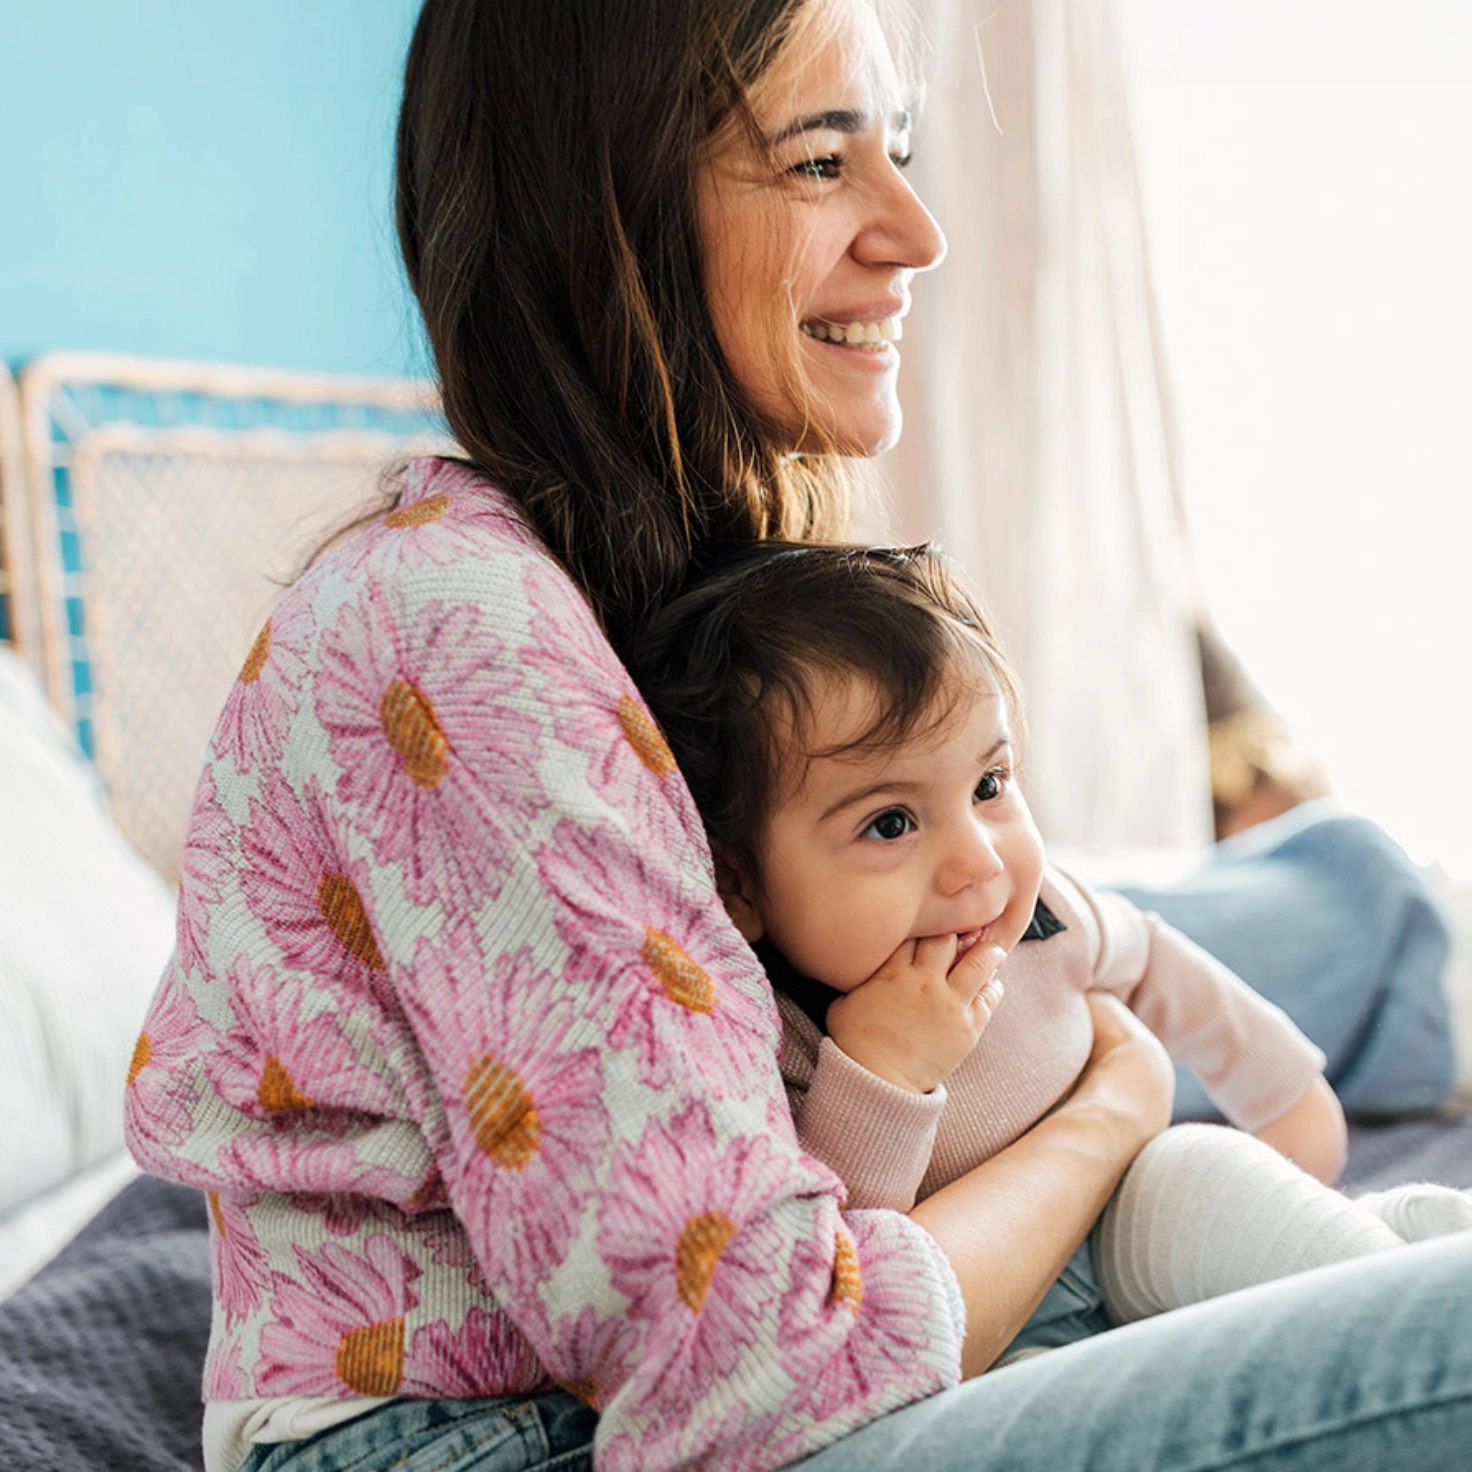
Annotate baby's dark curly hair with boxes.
[624,540,1021,882]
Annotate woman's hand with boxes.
[1071,992,1177,1153]
[825,936,1008,1094]
[909,992,1174,1376]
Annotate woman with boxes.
[124,1,1472,1469]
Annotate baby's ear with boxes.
[713,849,765,944]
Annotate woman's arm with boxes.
[911,993,1176,1376]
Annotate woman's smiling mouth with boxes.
[800,315,904,349]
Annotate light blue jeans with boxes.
[1109,800,1455,1117]
[239,1236,1472,1469]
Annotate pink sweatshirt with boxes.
[779,868,1328,1213]
[123,458,965,1472]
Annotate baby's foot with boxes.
[1354,1182,1472,1241]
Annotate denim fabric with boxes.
[1110,801,1456,1117]
[788,1233,1472,1471]
[239,1391,595,1472]
[1000,1236,1112,1359]
[235,1241,1472,1471]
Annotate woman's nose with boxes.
[857,169,947,274]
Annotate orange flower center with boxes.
[126,1032,153,1086]
[674,1210,737,1312]
[642,929,715,1014]
[385,493,451,528]
[380,678,450,789]
[207,1191,227,1238]
[317,872,387,971]
[258,1056,314,1113]
[335,1318,404,1396]
[830,1227,864,1314]
[561,1377,600,1410]
[463,1052,541,1169]
[240,621,272,684]
[617,694,677,778]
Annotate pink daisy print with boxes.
[123,959,206,1167]
[211,588,314,772]
[535,819,778,1097]
[402,1307,553,1398]
[175,765,234,977]
[207,1190,272,1327]
[518,560,706,849]
[256,1235,423,1398]
[777,1214,946,1424]
[336,461,529,583]
[204,1329,250,1402]
[214,1130,424,1209]
[408,1211,496,1299]
[241,773,391,1000]
[401,932,610,1291]
[597,1101,785,1395]
[545,1303,643,1413]
[600,1401,783,1472]
[315,586,547,908]
[204,954,398,1126]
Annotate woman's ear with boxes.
[713,849,765,943]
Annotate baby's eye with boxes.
[975,769,1008,803]
[890,148,914,169]
[862,808,914,841]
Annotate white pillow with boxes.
[0,647,176,1214]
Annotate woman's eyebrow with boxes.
[771,107,913,144]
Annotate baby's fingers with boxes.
[948,940,1007,1005]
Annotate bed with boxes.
[0,354,1469,1471]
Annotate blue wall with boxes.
[0,1,427,377]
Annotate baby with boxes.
[627,540,1471,1345]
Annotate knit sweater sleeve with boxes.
[1063,868,1328,1131]
[124,464,964,1471]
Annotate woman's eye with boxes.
[791,154,842,181]
[975,770,1006,802]
[862,809,913,841]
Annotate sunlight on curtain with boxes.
[1120,0,1472,877]
[881,0,1212,855]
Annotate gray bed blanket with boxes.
[0,1112,1467,1471]
[0,1175,209,1471]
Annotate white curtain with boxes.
[874,0,1212,852]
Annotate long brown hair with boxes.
[395,0,856,652]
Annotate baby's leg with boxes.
[1096,1123,1402,1325]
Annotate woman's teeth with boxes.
[800,316,903,348]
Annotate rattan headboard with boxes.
[12,352,453,880]
[0,364,25,648]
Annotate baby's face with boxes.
[744,673,1045,992]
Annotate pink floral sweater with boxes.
[123,458,965,1471]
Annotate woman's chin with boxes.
[793,404,904,458]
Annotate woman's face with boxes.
[696,0,946,456]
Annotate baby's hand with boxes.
[825,936,1007,1094]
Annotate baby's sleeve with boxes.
[779,997,947,1213]
[1072,872,1328,1131]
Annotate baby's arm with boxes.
[1252,1074,1346,1183]
[778,936,1006,1211]
[1070,871,1339,1178]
